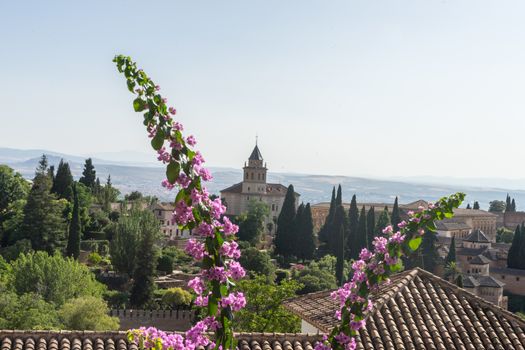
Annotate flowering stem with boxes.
[113,55,246,350]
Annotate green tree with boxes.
[1,199,26,247]
[20,156,67,253]
[366,206,375,250]
[506,194,512,212]
[391,197,401,230]
[0,165,29,216]
[420,230,438,273]
[10,251,105,306]
[292,260,338,295]
[66,183,81,259]
[51,159,73,200]
[295,203,315,261]
[318,187,336,255]
[375,206,390,236]
[335,185,342,206]
[274,185,297,258]
[234,275,301,333]
[444,261,461,285]
[444,236,456,265]
[239,246,276,280]
[161,288,193,307]
[346,195,359,259]
[125,191,144,201]
[473,201,480,210]
[59,296,119,330]
[508,225,521,269]
[237,200,269,244]
[512,198,517,211]
[157,254,174,274]
[332,206,346,285]
[355,206,367,255]
[79,158,96,189]
[496,227,514,243]
[110,211,142,276]
[466,203,471,209]
[0,292,60,330]
[489,200,506,213]
[130,210,160,307]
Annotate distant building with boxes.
[220,143,299,235]
[149,202,191,242]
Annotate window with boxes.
[161,220,165,225]
[272,204,275,211]
[501,275,505,279]
[517,277,520,282]
[247,196,250,201]
[248,187,250,191]
[251,173,254,180]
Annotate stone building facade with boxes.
[220,144,299,235]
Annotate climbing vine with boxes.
[113,55,464,350]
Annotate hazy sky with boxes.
[1,1,525,178]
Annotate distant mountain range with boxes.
[2,147,525,210]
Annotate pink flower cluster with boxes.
[220,291,246,311]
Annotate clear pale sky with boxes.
[1,1,525,178]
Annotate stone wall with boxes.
[503,212,525,230]
[110,309,196,331]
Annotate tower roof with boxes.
[249,145,263,161]
[464,229,490,243]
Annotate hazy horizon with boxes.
[2,1,525,178]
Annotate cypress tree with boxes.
[333,206,346,285]
[445,236,456,265]
[291,203,305,259]
[375,206,390,235]
[366,206,375,250]
[66,183,81,259]
[317,187,336,254]
[507,225,521,269]
[519,224,525,270]
[506,194,512,212]
[466,203,471,209]
[20,155,66,253]
[296,203,315,262]
[356,206,367,254]
[346,195,359,259]
[456,274,463,288]
[274,185,297,258]
[421,230,438,273]
[512,198,517,212]
[473,201,480,210]
[52,159,73,200]
[79,158,96,189]
[335,185,342,206]
[391,197,401,231]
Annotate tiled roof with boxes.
[220,182,243,194]
[452,209,498,218]
[149,202,175,211]
[464,229,490,243]
[0,331,320,350]
[477,275,506,288]
[492,266,525,277]
[436,221,472,231]
[470,254,492,265]
[283,268,525,349]
[249,145,263,161]
[463,275,480,288]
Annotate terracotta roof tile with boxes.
[283,268,525,349]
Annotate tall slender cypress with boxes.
[318,187,336,252]
[356,206,367,254]
[375,206,390,236]
[506,194,512,212]
[391,197,401,230]
[346,195,359,259]
[66,183,81,259]
[333,206,346,285]
[473,201,480,210]
[366,206,375,250]
[274,185,297,258]
[519,224,525,270]
[335,185,342,206]
[512,198,517,212]
[444,236,456,265]
[296,203,315,262]
[466,203,471,209]
[507,225,521,269]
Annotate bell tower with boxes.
[242,140,267,194]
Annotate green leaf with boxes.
[409,237,422,251]
[127,79,136,93]
[220,284,228,296]
[390,259,404,273]
[151,130,164,150]
[166,161,180,184]
[133,98,145,112]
